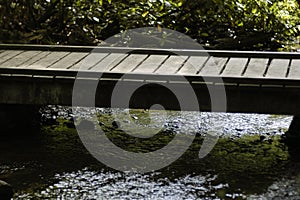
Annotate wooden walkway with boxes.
[1,44,300,115]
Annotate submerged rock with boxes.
[0,180,13,200]
[112,120,121,129]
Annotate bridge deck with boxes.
[0,44,300,115]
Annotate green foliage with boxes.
[0,0,299,50]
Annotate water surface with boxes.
[0,107,299,199]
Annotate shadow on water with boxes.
[0,125,99,192]
[0,111,299,199]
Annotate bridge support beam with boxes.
[286,116,300,139]
[0,104,41,135]
[285,116,300,160]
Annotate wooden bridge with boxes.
[1,44,300,116]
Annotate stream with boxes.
[1,106,299,199]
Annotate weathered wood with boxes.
[133,55,168,73]
[0,50,23,64]
[265,59,289,78]
[222,57,248,77]
[0,46,300,116]
[155,55,188,74]
[91,53,128,72]
[26,51,69,69]
[177,56,208,75]
[243,58,269,77]
[0,51,41,67]
[111,54,148,73]
[288,59,300,79]
[17,52,51,68]
[71,52,109,70]
[0,75,300,115]
[199,57,228,76]
[49,52,88,69]
[0,50,16,59]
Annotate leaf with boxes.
[93,17,100,22]
[237,21,244,27]
[157,25,162,32]
[252,8,257,14]
[10,2,16,9]
[142,11,149,18]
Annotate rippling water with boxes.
[69,106,293,137]
[17,170,244,200]
[1,106,299,199]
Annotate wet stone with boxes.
[269,185,279,191]
[112,121,121,129]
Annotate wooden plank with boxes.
[0,51,41,68]
[111,54,148,73]
[155,55,187,74]
[289,59,300,79]
[221,57,248,77]
[243,58,269,77]
[177,56,208,75]
[0,50,10,58]
[17,52,51,68]
[71,52,109,70]
[49,52,88,69]
[0,50,23,65]
[91,53,128,72]
[26,51,70,69]
[199,56,228,76]
[133,54,168,73]
[265,59,289,78]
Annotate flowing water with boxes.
[1,106,300,199]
